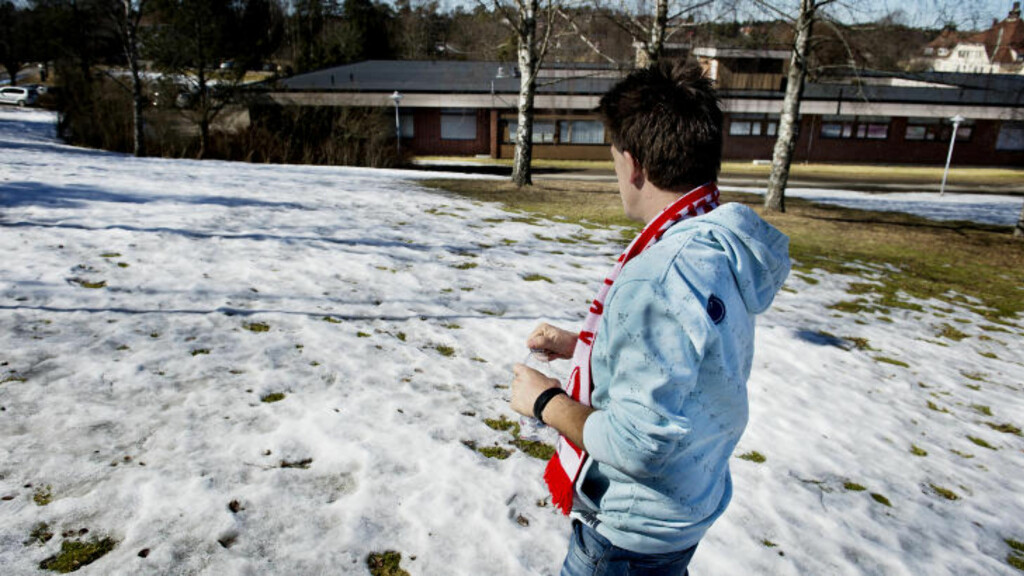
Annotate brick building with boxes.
[265,59,1024,168]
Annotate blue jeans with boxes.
[561,520,698,576]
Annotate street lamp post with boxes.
[390,90,403,156]
[940,114,965,196]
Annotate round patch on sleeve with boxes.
[706,294,726,324]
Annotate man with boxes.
[509,60,791,575]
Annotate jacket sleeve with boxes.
[582,277,709,479]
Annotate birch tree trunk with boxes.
[646,0,669,64]
[512,0,540,188]
[765,0,816,213]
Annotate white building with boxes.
[925,2,1023,75]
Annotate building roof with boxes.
[279,60,624,95]
[275,59,1024,109]
[926,28,963,51]
[947,3,1023,64]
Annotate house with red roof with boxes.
[926,2,1024,74]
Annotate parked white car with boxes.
[0,86,39,107]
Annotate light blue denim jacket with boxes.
[575,202,790,554]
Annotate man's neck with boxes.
[639,183,702,224]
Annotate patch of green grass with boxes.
[971,404,993,416]
[433,344,456,357]
[1008,551,1024,571]
[870,493,892,507]
[844,337,875,351]
[967,436,997,450]
[26,522,54,545]
[261,392,286,403]
[1008,539,1024,553]
[33,485,52,506]
[910,444,928,457]
[985,422,1022,436]
[843,482,867,492]
[478,446,513,460]
[76,280,106,289]
[978,351,998,359]
[478,309,504,317]
[443,323,461,330]
[484,415,519,434]
[367,551,410,576]
[828,300,871,314]
[926,401,950,414]
[938,324,969,341]
[961,371,987,382]
[794,274,819,285]
[874,356,910,368]
[929,484,960,501]
[243,322,270,333]
[322,316,342,324]
[39,537,116,573]
[950,449,975,459]
[99,252,121,258]
[512,437,556,460]
[116,262,129,268]
[738,451,766,463]
[357,332,371,338]
[522,274,553,283]
[452,262,478,270]
[761,539,778,548]
[2,375,27,384]
[190,348,210,356]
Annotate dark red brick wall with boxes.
[409,109,490,156]
[405,108,1023,167]
[723,116,1024,167]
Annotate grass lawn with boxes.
[414,156,1024,188]
[423,178,1024,321]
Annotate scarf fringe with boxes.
[544,453,574,516]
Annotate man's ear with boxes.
[621,150,645,188]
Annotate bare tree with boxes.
[559,0,716,66]
[755,0,841,213]
[111,0,148,157]
[482,0,556,187]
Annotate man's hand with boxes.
[526,323,577,361]
[509,363,561,418]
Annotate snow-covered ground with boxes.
[2,109,1023,575]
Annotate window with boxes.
[507,121,554,143]
[440,109,477,140]
[507,119,602,144]
[399,112,414,138]
[905,118,973,142]
[557,120,605,144]
[996,122,1024,151]
[820,115,891,140]
[533,121,556,143]
[728,114,779,137]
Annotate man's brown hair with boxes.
[598,59,722,190]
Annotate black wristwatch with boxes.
[533,388,567,424]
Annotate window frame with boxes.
[440,108,478,141]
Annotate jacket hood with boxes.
[674,202,791,315]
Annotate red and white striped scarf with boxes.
[544,182,721,515]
